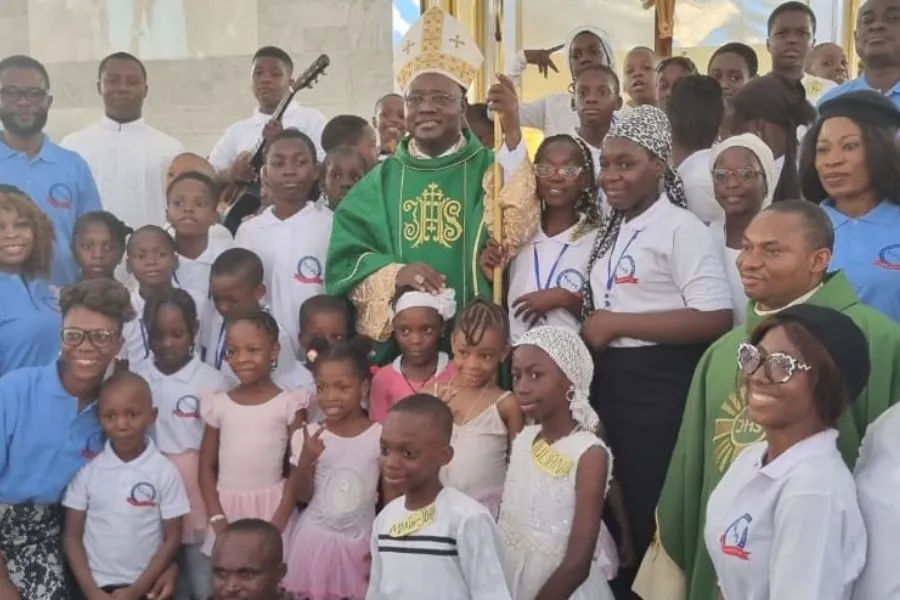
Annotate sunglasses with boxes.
[737,342,811,384]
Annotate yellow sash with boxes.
[531,438,574,478]
[388,503,436,538]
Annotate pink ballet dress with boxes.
[368,353,457,423]
[200,390,307,555]
[282,423,382,600]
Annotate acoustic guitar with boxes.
[218,54,330,234]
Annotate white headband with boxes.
[393,288,457,321]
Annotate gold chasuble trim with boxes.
[350,262,405,341]
[633,514,687,600]
[482,159,540,252]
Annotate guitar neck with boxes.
[248,88,300,168]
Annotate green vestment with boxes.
[650,272,900,600]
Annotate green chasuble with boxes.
[638,272,900,600]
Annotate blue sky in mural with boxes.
[393,0,419,46]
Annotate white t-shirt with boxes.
[132,356,229,454]
[678,148,721,225]
[366,487,511,600]
[62,439,190,588]
[507,221,597,342]
[122,287,207,365]
[234,202,333,352]
[61,117,184,228]
[173,234,235,303]
[709,221,748,325]
[208,102,327,167]
[587,196,732,347]
[853,404,900,599]
[704,430,866,600]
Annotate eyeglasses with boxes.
[0,87,48,103]
[712,167,762,184]
[61,327,118,349]
[534,164,584,179]
[737,342,811,384]
[404,93,461,108]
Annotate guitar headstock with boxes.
[292,54,330,92]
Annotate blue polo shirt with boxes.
[822,200,900,322]
[817,75,900,109]
[0,274,61,375]
[0,361,104,504]
[0,137,103,287]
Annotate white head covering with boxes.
[394,7,484,93]
[392,288,457,321]
[514,325,599,432]
[710,133,776,209]
[564,26,616,70]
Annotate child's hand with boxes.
[212,518,228,537]
[480,238,509,280]
[300,423,327,463]
[511,289,567,326]
[110,586,140,600]
[146,561,178,600]
[581,309,623,351]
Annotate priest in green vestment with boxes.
[326,7,539,353]
[633,201,900,600]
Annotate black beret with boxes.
[777,304,871,401]
[818,89,900,128]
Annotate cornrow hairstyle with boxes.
[570,63,621,96]
[59,278,136,327]
[307,335,374,382]
[73,210,133,254]
[299,294,352,333]
[264,129,321,201]
[143,288,200,345]
[0,184,55,280]
[166,169,220,200]
[226,308,280,344]
[455,296,509,347]
[534,134,602,239]
[126,224,176,254]
[211,248,265,288]
[657,56,698,76]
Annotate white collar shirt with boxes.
[678,148,721,224]
[704,429,866,600]
[61,116,184,227]
[61,438,190,588]
[122,286,207,365]
[173,234,235,303]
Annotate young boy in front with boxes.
[63,372,189,599]
[367,394,511,600]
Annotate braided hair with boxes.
[534,134,603,241]
[455,297,509,347]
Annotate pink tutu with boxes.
[202,479,296,555]
[166,451,206,545]
[282,520,370,600]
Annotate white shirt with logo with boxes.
[507,221,597,343]
[132,356,229,454]
[174,234,235,304]
[122,287,207,365]
[588,196,732,347]
[62,439,190,588]
[704,429,866,600]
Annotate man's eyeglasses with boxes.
[737,342,811,384]
[712,167,762,184]
[0,87,49,104]
[404,93,461,108]
[61,327,118,349]
[534,164,584,179]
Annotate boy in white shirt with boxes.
[367,394,511,600]
[63,372,189,599]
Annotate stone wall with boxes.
[0,0,394,154]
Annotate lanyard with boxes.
[214,322,227,369]
[533,243,570,290]
[138,319,150,359]
[604,229,642,308]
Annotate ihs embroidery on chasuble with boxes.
[402,183,464,249]
[713,389,765,473]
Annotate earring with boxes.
[565,386,575,402]
[270,357,279,372]
[188,343,195,357]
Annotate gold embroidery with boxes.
[389,503,436,538]
[805,79,824,97]
[349,263,405,342]
[402,184,463,249]
[713,389,765,473]
[531,439,574,478]
[482,158,540,253]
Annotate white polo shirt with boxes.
[587,196,732,347]
[173,234,235,304]
[507,221,597,343]
[704,429,866,600]
[122,287,207,365]
[62,439,190,588]
[853,404,900,599]
[208,102,327,167]
[678,148,721,225]
[234,202,333,352]
[132,356,229,454]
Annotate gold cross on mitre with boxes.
[394,7,485,92]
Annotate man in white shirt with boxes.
[209,45,327,187]
[62,52,184,228]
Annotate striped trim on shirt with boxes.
[377,534,458,556]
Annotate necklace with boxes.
[400,358,440,394]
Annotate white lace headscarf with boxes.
[514,325,599,432]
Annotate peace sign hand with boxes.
[300,423,326,463]
[524,44,565,78]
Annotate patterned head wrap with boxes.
[514,325,599,432]
[580,105,687,314]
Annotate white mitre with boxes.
[394,6,484,93]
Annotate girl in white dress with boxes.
[500,326,615,600]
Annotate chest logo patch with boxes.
[875,243,900,271]
[720,513,753,560]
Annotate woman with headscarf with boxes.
[508,26,616,136]
[580,105,733,594]
[799,90,900,323]
[729,73,816,203]
[709,133,776,325]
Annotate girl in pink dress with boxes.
[368,288,458,423]
[283,337,381,600]
[198,310,308,556]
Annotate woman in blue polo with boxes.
[0,278,134,600]
[799,90,900,322]
[0,184,62,375]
